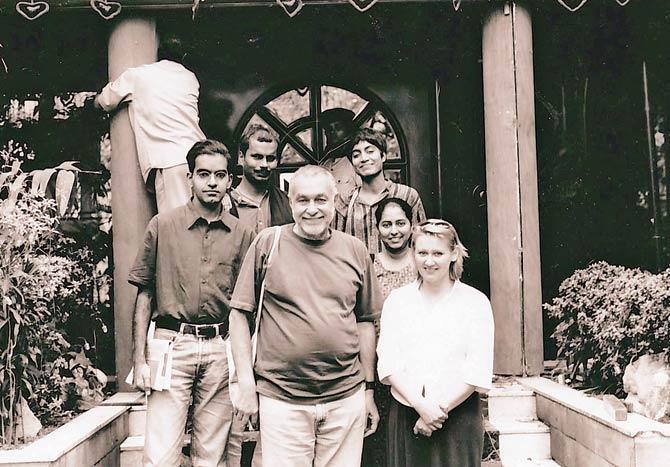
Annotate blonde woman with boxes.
[377,219,494,467]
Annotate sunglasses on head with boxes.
[418,219,452,232]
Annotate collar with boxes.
[184,200,232,230]
[349,178,393,206]
[231,187,269,208]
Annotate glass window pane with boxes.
[321,86,368,117]
[281,143,307,165]
[266,89,310,125]
[297,128,312,150]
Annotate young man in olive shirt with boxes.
[228,165,382,467]
[129,140,254,467]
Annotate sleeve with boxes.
[410,188,426,224]
[230,224,256,289]
[229,228,272,314]
[462,295,495,393]
[97,68,136,112]
[354,248,382,323]
[128,216,159,288]
[376,291,404,384]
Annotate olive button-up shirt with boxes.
[129,201,255,324]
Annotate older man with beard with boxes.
[228,165,382,467]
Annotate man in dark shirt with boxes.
[228,165,382,467]
[229,123,292,233]
[129,139,255,467]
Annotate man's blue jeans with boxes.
[143,328,235,467]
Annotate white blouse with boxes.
[377,280,495,407]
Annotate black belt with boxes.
[155,316,228,339]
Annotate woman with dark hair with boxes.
[372,197,417,299]
[363,197,418,467]
[377,219,494,467]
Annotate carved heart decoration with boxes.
[615,0,631,5]
[276,0,303,18]
[90,0,122,20]
[452,0,462,11]
[348,0,379,13]
[556,0,589,12]
[16,1,50,21]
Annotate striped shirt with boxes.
[334,180,426,254]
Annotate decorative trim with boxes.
[348,0,378,13]
[556,0,634,12]
[90,0,122,20]
[556,0,589,12]
[16,1,50,21]
[277,0,303,17]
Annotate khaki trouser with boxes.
[154,163,191,213]
[258,387,366,467]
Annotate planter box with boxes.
[519,377,670,467]
[0,392,143,467]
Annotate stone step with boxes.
[129,405,146,437]
[120,435,144,467]
[120,434,191,467]
[120,431,260,467]
[488,384,538,423]
[487,419,552,464]
[506,460,561,467]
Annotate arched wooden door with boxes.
[234,83,409,188]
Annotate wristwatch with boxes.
[365,380,376,391]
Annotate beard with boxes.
[245,170,271,188]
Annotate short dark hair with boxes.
[157,34,186,63]
[238,123,279,158]
[186,139,231,173]
[375,197,413,226]
[350,128,387,158]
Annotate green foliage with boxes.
[0,162,107,444]
[545,261,670,394]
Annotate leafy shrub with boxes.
[545,261,670,394]
[0,163,107,444]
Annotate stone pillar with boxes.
[108,18,157,390]
[482,1,543,375]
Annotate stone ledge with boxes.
[519,377,670,438]
[0,394,134,466]
[518,376,670,467]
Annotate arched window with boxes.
[235,84,408,189]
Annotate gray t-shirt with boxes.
[230,224,381,404]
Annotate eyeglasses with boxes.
[417,219,452,233]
